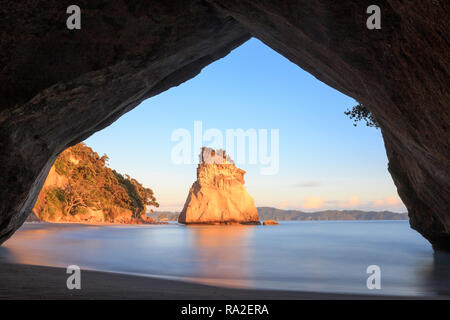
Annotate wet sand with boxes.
[0,262,439,300]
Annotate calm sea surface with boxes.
[1,221,449,296]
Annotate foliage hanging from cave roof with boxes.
[345,103,379,128]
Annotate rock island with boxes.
[178,147,260,225]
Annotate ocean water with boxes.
[1,221,449,297]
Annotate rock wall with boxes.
[178,149,259,224]
[0,1,448,249]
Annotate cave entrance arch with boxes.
[0,1,448,250]
[82,38,405,219]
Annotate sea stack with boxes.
[178,147,260,225]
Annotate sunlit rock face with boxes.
[263,220,279,226]
[178,148,260,225]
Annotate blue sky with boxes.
[85,38,406,212]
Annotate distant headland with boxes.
[150,208,408,222]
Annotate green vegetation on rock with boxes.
[34,143,159,222]
[344,103,379,128]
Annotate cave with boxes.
[0,0,448,250]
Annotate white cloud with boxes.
[302,197,324,209]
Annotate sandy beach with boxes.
[0,262,437,300]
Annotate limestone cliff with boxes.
[178,148,260,224]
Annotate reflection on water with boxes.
[429,252,450,296]
[1,225,70,266]
[187,225,254,287]
[1,221,449,296]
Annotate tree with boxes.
[112,171,159,218]
[63,182,87,215]
[344,104,379,128]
